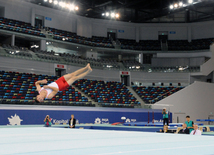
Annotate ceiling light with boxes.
[75,6,79,11]
[169,5,174,9]
[44,0,48,2]
[59,2,66,7]
[53,0,58,5]
[49,0,53,3]
[111,13,115,18]
[106,12,109,17]
[188,0,193,4]
[68,4,75,10]
[179,2,183,6]
[174,3,178,8]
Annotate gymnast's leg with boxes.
[64,64,92,85]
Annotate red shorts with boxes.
[55,76,70,91]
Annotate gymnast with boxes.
[35,63,92,102]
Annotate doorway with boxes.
[158,31,168,42]
[121,75,128,86]
[107,32,116,40]
[35,15,44,28]
[55,68,66,77]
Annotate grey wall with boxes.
[0,57,54,75]
[0,56,190,83]
[0,0,214,41]
[152,57,205,67]
[153,81,214,124]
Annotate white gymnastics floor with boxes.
[1,127,214,155]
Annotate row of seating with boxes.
[0,17,45,37]
[0,70,92,106]
[74,79,141,105]
[168,39,214,51]
[119,39,161,51]
[119,38,214,51]
[133,86,184,104]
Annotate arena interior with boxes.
[1,0,214,154]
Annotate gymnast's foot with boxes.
[86,63,90,68]
[88,64,92,72]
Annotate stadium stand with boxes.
[0,44,201,72]
[0,17,213,51]
[0,17,46,37]
[47,27,114,48]
[132,86,184,104]
[2,44,32,58]
[168,39,214,51]
[73,79,141,108]
[0,70,94,107]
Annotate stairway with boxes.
[110,37,121,49]
[72,85,99,107]
[127,86,146,108]
[161,41,168,51]
[118,62,125,70]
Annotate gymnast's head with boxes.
[35,94,45,103]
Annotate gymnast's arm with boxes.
[43,86,58,99]
[35,79,48,91]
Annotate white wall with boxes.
[139,24,188,40]
[191,21,214,39]
[77,17,92,38]
[153,81,214,123]
[152,57,205,67]
[92,19,136,39]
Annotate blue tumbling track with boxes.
[123,122,203,127]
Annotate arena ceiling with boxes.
[26,0,214,23]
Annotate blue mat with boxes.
[123,122,203,127]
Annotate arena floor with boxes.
[1,126,214,155]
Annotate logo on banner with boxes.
[52,119,68,124]
[7,114,23,125]
[153,119,163,122]
[94,118,109,124]
[125,118,137,123]
[94,118,101,124]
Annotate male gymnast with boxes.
[35,63,92,102]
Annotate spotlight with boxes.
[106,12,109,17]
[188,0,193,3]
[179,2,183,6]
[53,0,58,5]
[59,2,66,7]
[68,4,75,10]
[174,3,178,8]
[44,0,48,2]
[115,13,119,18]
[75,6,79,11]
[169,5,174,9]
[49,0,53,3]
[111,13,115,18]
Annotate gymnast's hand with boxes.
[42,79,48,84]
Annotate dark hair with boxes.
[186,115,190,118]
